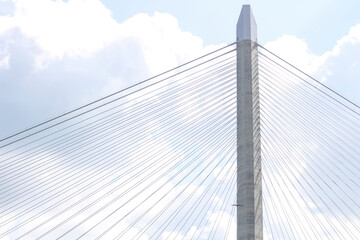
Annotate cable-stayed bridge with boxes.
[0,5,359,240]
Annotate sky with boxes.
[0,0,360,239]
[99,0,360,54]
[0,0,360,136]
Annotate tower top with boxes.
[236,5,257,42]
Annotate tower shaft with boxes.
[236,5,262,240]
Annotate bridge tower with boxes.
[236,5,263,240]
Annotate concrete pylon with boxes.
[236,5,263,240]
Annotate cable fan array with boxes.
[258,44,360,240]
[0,43,238,239]
[0,41,359,240]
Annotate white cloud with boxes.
[263,35,326,75]
[12,0,119,61]
[264,23,360,89]
[332,23,360,55]
[0,54,10,69]
[0,0,222,138]
[0,15,15,34]
[120,12,206,75]
[0,0,213,72]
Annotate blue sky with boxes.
[0,0,359,136]
[99,0,360,53]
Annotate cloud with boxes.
[332,23,360,55]
[264,35,323,75]
[0,0,220,138]
[264,24,360,104]
[0,15,15,35]
[4,0,212,71]
[317,24,360,100]
[12,0,119,62]
[0,54,10,70]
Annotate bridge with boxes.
[0,5,359,240]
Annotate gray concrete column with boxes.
[236,5,263,240]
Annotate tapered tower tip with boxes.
[237,5,257,42]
